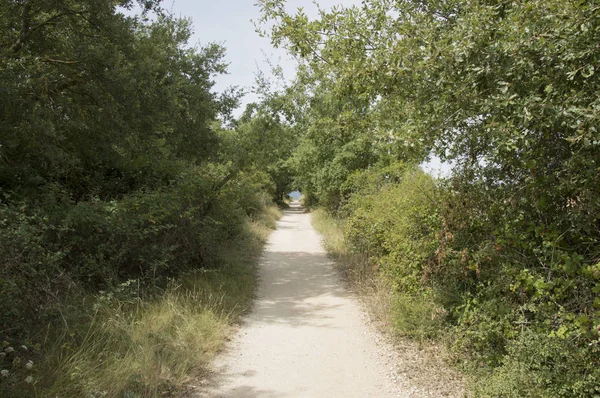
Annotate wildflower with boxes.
[5,347,14,353]
[25,360,33,369]
[0,352,5,359]
[21,345,27,351]
[25,375,33,384]
[1,369,9,377]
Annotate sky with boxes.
[154,0,361,114]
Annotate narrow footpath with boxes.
[195,203,406,397]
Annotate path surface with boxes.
[196,203,405,397]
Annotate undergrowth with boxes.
[312,165,600,397]
[311,207,466,397]
[312,208,445,342]
[0,206,280,398]
[311,209,370,284]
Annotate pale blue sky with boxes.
[160,0,360,113]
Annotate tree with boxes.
[1,0,228,203]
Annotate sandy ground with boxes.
[192,203,422,397]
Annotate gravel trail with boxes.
[195,203,409,397]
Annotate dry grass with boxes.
[23,206,281,398]
[310,209,372,282]
[40,289,231,397]
[311,209,467,398]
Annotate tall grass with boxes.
[312,209,397,334]
[2,206,281,398]
[311,209,372,283]
[40,289,230,397]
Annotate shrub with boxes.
[344,167,441,294]
[474,330,600,398]
[392,292,446,342]
[319,163,600,396]
[0,162,275,346]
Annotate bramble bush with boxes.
[329,166,600,396]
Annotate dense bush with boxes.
[0,198,278,397]
[321,165,600,396]
[0,2,291,394]
[0,163,273,337]
[344,168,440,292]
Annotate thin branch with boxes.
[42,58,79,65]
[29,12,69,32]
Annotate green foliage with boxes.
[259,0,600,394]
[0,1,288,395]
[342,167,447,340]
[392,293,445,342]
[345,168,440,293]
[1,2,230,201]
[0,162,269,335]
[474,331,600,398]
[0,203,276,397]
[227,89,302,204]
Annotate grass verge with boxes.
[311,208,466,397]
[3,206,280,398]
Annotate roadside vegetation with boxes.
[0,1,291,396]
[312,207,467,397]
[259,0,600,396]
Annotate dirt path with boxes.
[194,203,412,397]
